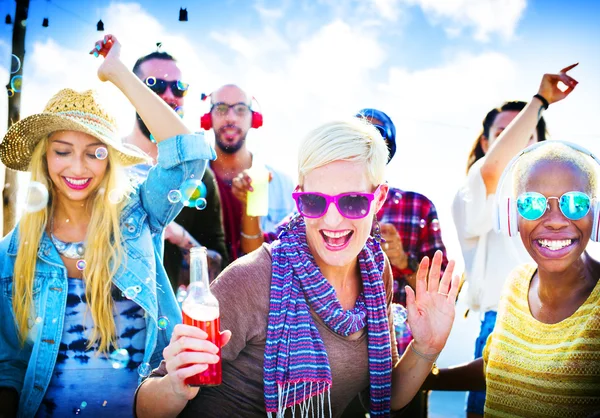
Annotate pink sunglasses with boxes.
[292,185,381,219]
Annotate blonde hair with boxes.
[513,142,598,196]
[13,135,133,352]
[298,118,388,187]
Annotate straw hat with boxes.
[0,88,151,171]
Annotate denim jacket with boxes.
[0,133,216,418]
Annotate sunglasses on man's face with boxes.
[516,191,592,221]
[211,102,251,117]
[292,186,381,219]
[144,76,189,97]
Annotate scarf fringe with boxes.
[268,381,332,418]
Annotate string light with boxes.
[178,7,188,22]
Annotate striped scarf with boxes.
[264,217,392,417]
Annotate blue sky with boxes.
[1,0,600,264]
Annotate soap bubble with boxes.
[176,80,188,92]
[194,198,207,210]
[167,190,182,204]
[392,303,407,325]
[179,179,207,208]
[110,348,130,369]
[176,285,187,304]
[76,260,86,271]
[419,219,426,229]
[138,362,152,378]
[95,147,108,160]
[108,189,124,204]
[157,316,169,330]
[24,181,49,213]
[174,106,184,118]
[431,219,440,232]
[10,75,23,92]
[11,54,21,74]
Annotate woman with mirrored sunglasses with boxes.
[425,107,600,417]
[452,65,579,417]
[136,118,462,418]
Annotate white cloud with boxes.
[371,0,401,21]
[1,1,599,271]
[402,0,527,41]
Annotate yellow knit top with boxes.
[483,264,600,418]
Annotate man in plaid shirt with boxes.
[359,108,448,355]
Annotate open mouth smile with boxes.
[320,229,353,251]
[62,177,92,190]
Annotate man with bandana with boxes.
[125,51,229,287]
[205,84,294,261]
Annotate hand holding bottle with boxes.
[162,324,231,400]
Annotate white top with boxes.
[452,158,532,313]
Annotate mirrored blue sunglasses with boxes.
[516,191,592,221]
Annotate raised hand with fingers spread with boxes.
[405,251,460,355]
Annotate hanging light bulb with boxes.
[97,19,104,31]
[179,8,188,22]
[42,17,49,27]
[5,14,12,24]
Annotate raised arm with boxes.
[92,34,190,141]
[480,64,579,194]
[390,251,461,410]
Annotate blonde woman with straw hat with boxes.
[0,34,215,417]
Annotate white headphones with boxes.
[493,140,600,241]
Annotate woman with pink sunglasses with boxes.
[135,118,461,417]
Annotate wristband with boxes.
[533,94,549,110]
[241,231,262,240]
[410,342,440,363]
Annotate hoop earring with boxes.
[372,218,383,243]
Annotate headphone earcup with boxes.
[251,111,263,129]
[591,201,600,242]
[496,197,519,237]
[200,113,212,130]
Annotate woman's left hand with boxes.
[405,250,460,355]
[89,34,122,82]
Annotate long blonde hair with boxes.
[13,135,134,352]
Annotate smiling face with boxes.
[211,85,252,154]
[46,130,109,203]
[518,160,593,274]
[301,160,388,269]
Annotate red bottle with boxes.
[182,247,222,386]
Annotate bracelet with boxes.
[533,94,549,110]
[410,342,440,363]
[240,231,262,240]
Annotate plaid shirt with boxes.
[378,187,448,306]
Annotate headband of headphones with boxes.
[200,92,263,131]
[493,140,600,241]
[357,108,397,163]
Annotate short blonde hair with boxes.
[298,118,388,187]
[513,142,598,196]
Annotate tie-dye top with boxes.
[35,278,147,417]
